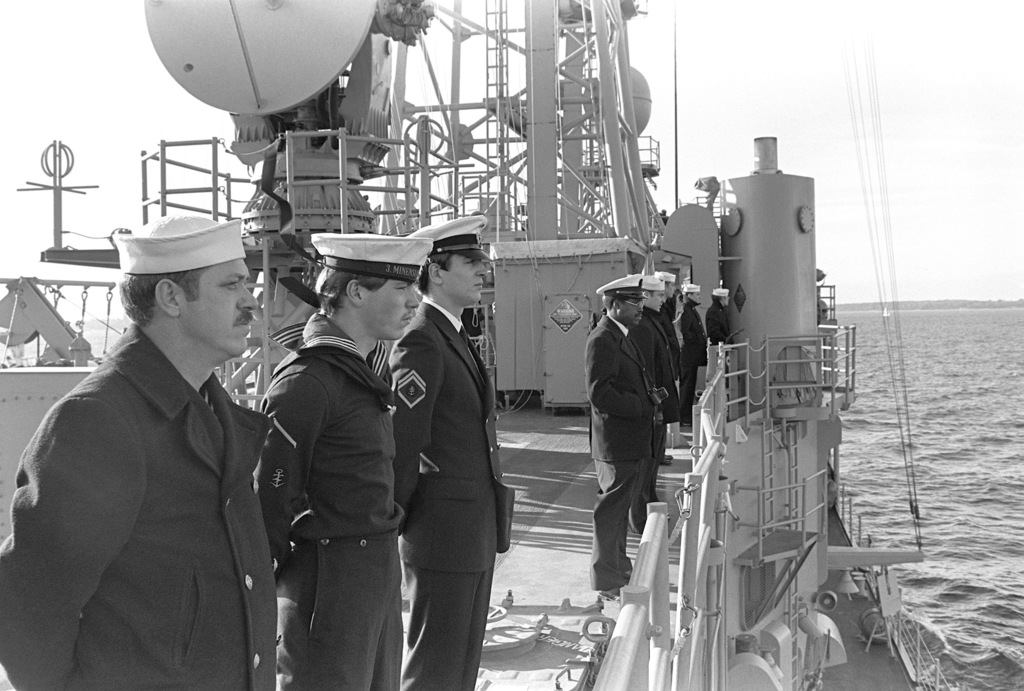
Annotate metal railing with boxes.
[703,342,753,427]
[593,504,671,691]
[890,610,955,689]
[591,324,952,690]
[140,139,248,224]
[763,327,857,418]
[594,362,731,691]
[734,468,828,568]
[838,484,955,690]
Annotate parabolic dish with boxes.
[145,0,377,114]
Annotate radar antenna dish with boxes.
[145,0,376,115]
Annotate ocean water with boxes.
[838,308,1024,691]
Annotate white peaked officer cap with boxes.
[682,283,701,294]
[638,274,665,292]
[311,233,434,283]
[597,274,647,299]
[713,288,729,297]
[114,216,245,274]
[655,270,677,284]
[409,216,490,261]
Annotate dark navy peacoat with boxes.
[585,315,656,460]
[0,326,276,690]
[629,307,681,425]
[678,301,709,368]
[705,299,731,345]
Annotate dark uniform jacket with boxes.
[390,302,501,573]
[256,313,401,568]
[629,307,681,425]
[706,298,731,345]
[655,309,681,380]
[679,301,709,368]
[0,326,276,691]
[585,315,656,461]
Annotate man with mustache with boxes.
[255,234,432,690]
[390,217,505,691]
[585,275,657,602]
[0,216,277,690]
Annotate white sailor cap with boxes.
[597,275,647,299]
[712,288,729,297]
[311,233,434,283]
[639,274,665,292]
[682,283,701,294]
[114,216,245,274]
[409,216,490,261]
[655,270,677,284]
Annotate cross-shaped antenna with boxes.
[17,140,99,249]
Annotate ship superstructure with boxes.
[0,1,955,689]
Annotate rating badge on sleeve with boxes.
[397,370,427,408]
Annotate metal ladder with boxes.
[483,0,517,236]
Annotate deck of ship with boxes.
[477,400,691,689]
[478,399,914,690]
[0,398,914,691]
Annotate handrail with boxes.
[594,326,864,690]
[591,424,726,691]
[594,505,669,691]
[763,326,857,418]
[840,484,955,690]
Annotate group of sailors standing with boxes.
[0,214,503,691]
[585,272,732,601]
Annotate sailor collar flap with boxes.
[290,312,394,408]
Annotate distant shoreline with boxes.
[838,299,1024,311]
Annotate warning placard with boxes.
[549,299,583,333]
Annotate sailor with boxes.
[0,216,277,690]
[655,270,682,368]
[706,287,732,345]
[657,269,681,327]
[677,283,708,427]
[586,275,658,601]
[627,274,680,531]
[390,216,508,691]
[256,233,432,690]
[654,269,681,466]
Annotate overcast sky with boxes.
[2,1,1020,303]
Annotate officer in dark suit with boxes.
[628,274,680,533]
[677,283,708,426]
[256,234,432,690]
[586,275,658,600]
[390,216,503,691]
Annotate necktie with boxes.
[460,328,486,385]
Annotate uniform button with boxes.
[254,653,260,669]
[359,539,367,547]
[245,574,254,590]
[320,538,330,546]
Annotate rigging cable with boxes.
[843,39,923,550]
